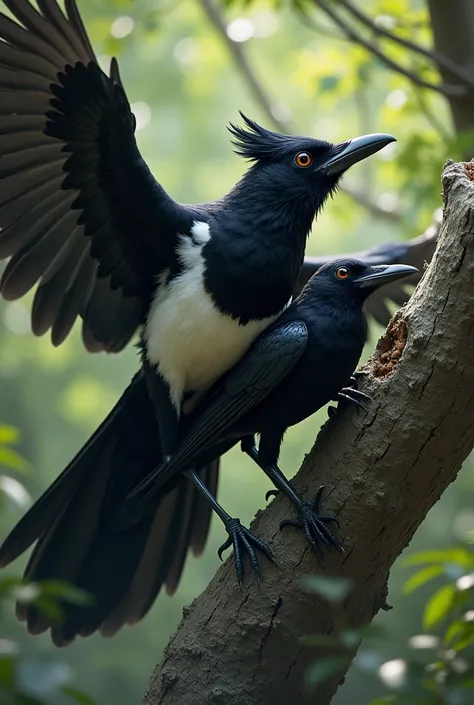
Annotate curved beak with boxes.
[322,133,396,175]
[355,264,419,289]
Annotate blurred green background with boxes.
[0,0,472,703]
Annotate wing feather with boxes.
[133,320,309,499]
[0,0,191,353]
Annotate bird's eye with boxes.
[295,152,312,168]
[335,266,350,280]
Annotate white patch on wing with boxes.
[145,220,282,411]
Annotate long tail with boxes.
[0,372,219,646]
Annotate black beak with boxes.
[355,264,419,289]
[322,133,396,175]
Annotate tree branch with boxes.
[198,0,293,134]
[197,0,404,222]
[313,0,465,97]
[337,0,474,89]
[142,159,474,704]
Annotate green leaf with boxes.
[301,575,352,603]
[33,596,64,622]
[63,686,97,705]
[403,548,474,570]
[403,565,444,595]
[423,584,457,629]
[37,580,92,606]
[305,655,350,689]
[0,654,16,688]
[0,426,20,444]
[0,447,29,472]
[444,618,466,646]
[454,630,474,652]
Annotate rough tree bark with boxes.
[142,159,474,705]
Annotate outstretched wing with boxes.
[297,226,439,326]
[0,0,194,352]
[132,320,309,499]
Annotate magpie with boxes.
[0,0,396,459]
[130,259,418,579]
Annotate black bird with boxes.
[130,259,418,577]
[0,259,416,644]
[0,0,395,462]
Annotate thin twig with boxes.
[337,0,474,89]
[415,91,453,142]
[313,0,465,97]
[198,0,293,134]
[197,0,403,221]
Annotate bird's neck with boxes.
[295,292,369,352]
[203,189,315,322]
[223,177,317,247]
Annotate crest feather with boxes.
[228,111,298,162]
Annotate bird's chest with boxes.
[144,234,281,409]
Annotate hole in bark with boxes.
[370,317,408,378]
[464,162,474,181]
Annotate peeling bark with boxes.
[142,160,474,705]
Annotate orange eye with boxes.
[336,266,350,280]
[295,151,312,168]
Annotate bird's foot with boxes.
[328,376,372,418]
[265,489,279,501]
[217,518,275,586]
[280,486,343,562]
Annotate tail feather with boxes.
[0,371,220,644]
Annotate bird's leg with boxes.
[184,468,275,587]
[327,372,372,418]
[242,442,343,562]
[142,357,180,459]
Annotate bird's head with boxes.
[227,113,395,233]
[303,258,419,307]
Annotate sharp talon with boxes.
[279,488,342,561]
[266,489,279,501]
[221,518,273,585]
[217,535,232,561]
[328,405,338,418]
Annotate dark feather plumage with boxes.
[0,373,218,643]
[228,110,332,162]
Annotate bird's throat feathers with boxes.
[223,165,333,246]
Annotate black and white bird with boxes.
[0,0,396,458]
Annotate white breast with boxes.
[144,221,281,411]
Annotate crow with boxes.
[131,259,418,578]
